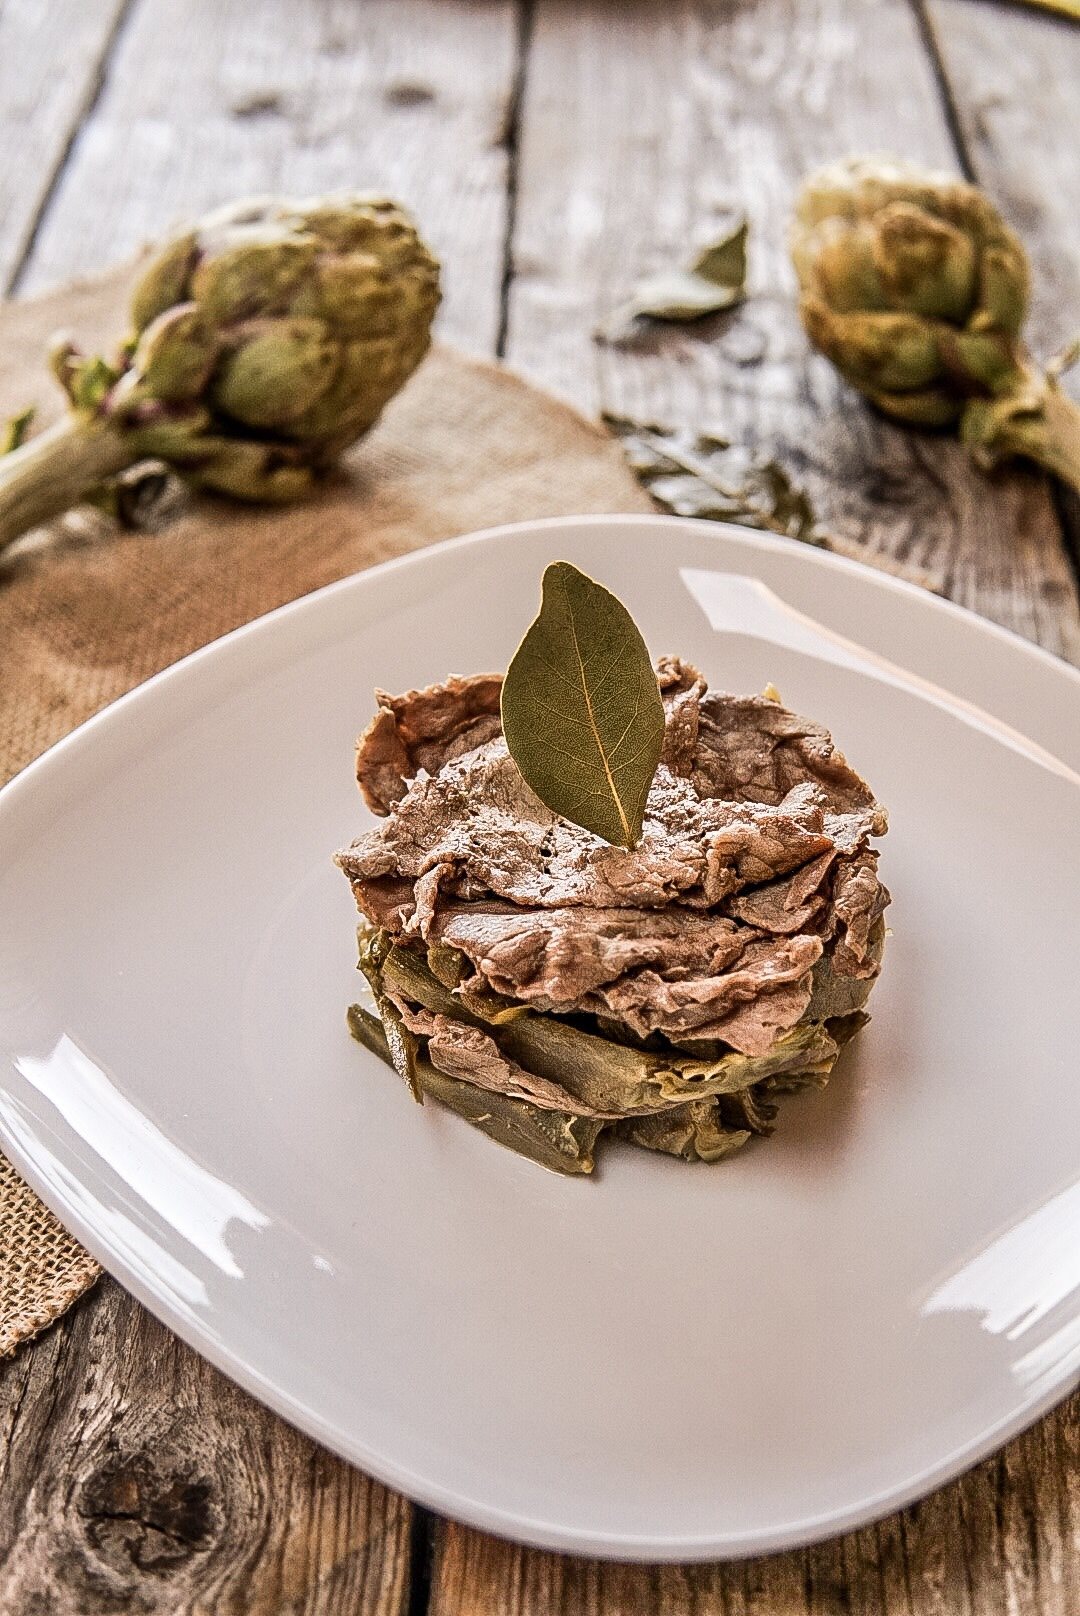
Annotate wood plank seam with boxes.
[409,1505,436,1616]
[497,0,537,358]
[909,0,978,181]
[5,0,138,296]
[915,0,1080,582]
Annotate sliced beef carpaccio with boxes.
[337,661,889,1056]
[356,674,503,815]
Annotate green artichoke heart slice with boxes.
[383,940,841,1115]
[347,1003,602,1177]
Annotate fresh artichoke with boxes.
[0,192,440,550]
[792,157,1080,493]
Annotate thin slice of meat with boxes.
[356,673,503,814]
[338,658,889,1059]
[430,901,754,1003]
[388,998,615,1117]
[578,933,822,1054]
[657,655,707,776]
[340,741,837,918]
[692,692,887,824]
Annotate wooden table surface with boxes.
[2,1,1079,1611]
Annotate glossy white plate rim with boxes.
[1,513,1078,1562]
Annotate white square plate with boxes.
[2,515,1078,1559]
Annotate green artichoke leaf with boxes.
[501,561,665,850]
[382,942,841,1115]
[718,1086,779,1136]
[596,215,748,340]
[801,303,942,393]
[191,235,317,323]
[347,1003,603,1176]
[1,406,34,455]
[213,318,340,428]
[357,928,423,1103]
[129,232,198,332]
[132,305,218,403]
[618,1101,751,1164]
[177,437,317,504]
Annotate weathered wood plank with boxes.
[428,1400,1077,1616]
[921,0,1080,358]
[433,0,1080,1610]
[503,0,1080,661]
[15,0,518,355]
[920,0,1080,551]
[0,1278,413,1616]
[0,0,129,293]
[1,2,519,1609]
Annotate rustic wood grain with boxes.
[0,1,517,1611]
[13,0,518,355]
[432,0,1080,1610]
[3,0,1080,1612]
[920,0,1080,358]
[430,1394,1080,1616]
[0,1278,413,1615]
[0,0,130,293]
[919,0,1080,552]
[502,0,1080,662]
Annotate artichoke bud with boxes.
[974,242,1029,337]
[191,235,318,323]
[794,218,888,314]
[130,233,198,332]
[131,305,218,402]
[190,437,317,503]
[871,202,976,322]
[212,317,340,428]
[792,157,1032,420]
[32,192,440,511]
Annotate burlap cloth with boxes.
[0,265,655,1357]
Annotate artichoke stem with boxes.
[968,371,1080,497]
[0,413,134,553]
[1016,380,1080,496]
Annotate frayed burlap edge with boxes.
[0,1154,100,1357]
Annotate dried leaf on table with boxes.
[605,413,942,592]
[595,215,747,340]
[604,413,827,544]
[500,560,665,849]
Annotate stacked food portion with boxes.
[336,580,888,1175]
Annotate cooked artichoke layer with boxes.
[348,926,878,1176]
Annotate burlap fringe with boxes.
[0,1155,100,1357]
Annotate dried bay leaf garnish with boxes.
[605,414,942,592]
[501,561,665,850]
[596,215,748,341]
